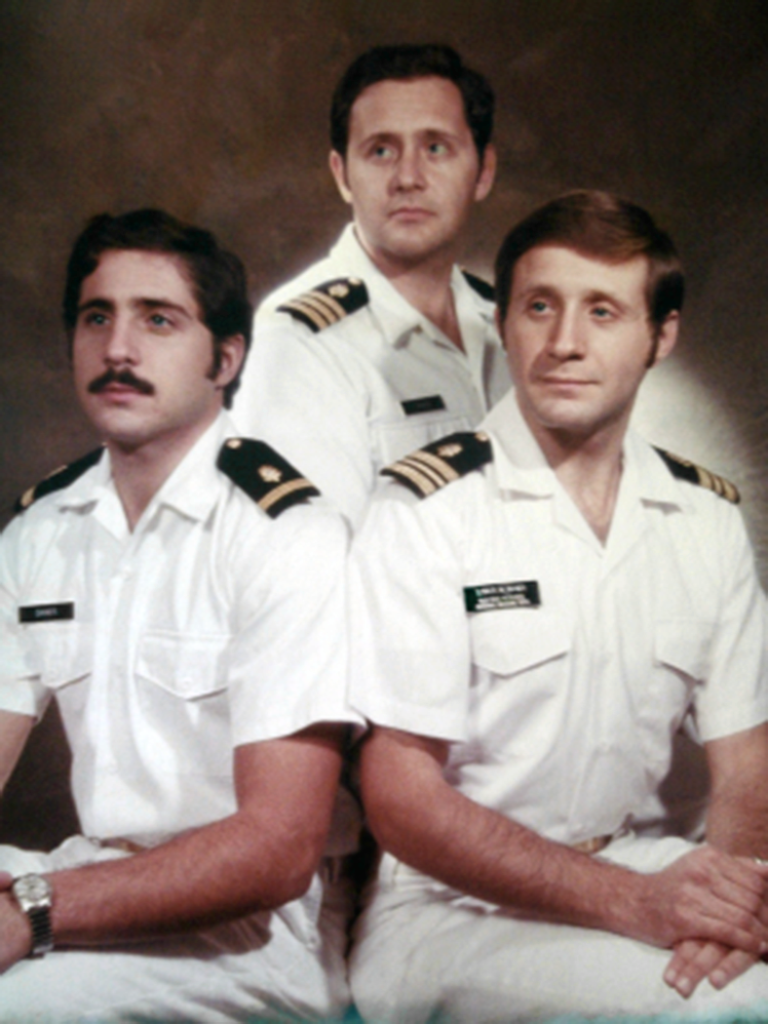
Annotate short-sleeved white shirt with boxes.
[232,225,511,527]
[0,413,359,847]
[350,390,768,849]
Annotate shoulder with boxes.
[460,268,495,303]
[654,447,740,504]
[273,277,370,334]
[14,447,104,515]
[217,438,321,518]
[381,431,493,500]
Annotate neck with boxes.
[107,412,218,531]
[356,228,464,349]
[531,419,627,545]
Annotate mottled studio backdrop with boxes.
[1,0,767,843]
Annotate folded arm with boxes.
[361,726,768,955]
[0,722,346,970]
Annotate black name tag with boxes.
[19,602,75,624]
[464,581,540,612]
[401,395,446,416]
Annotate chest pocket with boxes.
[136,632,230,700]
[654,620,712,685]
[29,623,93,692]
[134,632,232,776]
[467,610,571,757]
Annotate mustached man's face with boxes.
[73,249,242,457]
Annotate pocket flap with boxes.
[31,624,93,690]
[136,632,231,700]
[470,610,570,677]
[655,620,712,681]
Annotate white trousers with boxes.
[0,838,352,1023]
[350,835,768,1024]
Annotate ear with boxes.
[474,143,497,203]
[649,311,679,368]
[494,306,504,343]
[213,334,246,390]
[329,150,353,204]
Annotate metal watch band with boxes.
[28,904,54,957]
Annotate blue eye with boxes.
[82,311,108,327]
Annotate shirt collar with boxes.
[147,412,236,522]
[53,412,236,524]
[331,224,495,350]
[482,389,688,511]
[482,390,558,497]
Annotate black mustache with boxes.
[88,368,155,396]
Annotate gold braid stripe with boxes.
[389,461,438,496]
[304,290,347,321]
[258,477,313,512]
[280,300,329,331]
[696,465,740,503]
[397,455,448,490]
[408,449,460,485]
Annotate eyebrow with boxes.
[517,284,635,315]
[358,127,459,148]
[77,297,196,319]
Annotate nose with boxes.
[547,309,586,361]
[103,318,138,366]
[392,144,426,192]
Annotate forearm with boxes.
[363,729,768,955]
[706,723,768,856]
[363,732,645,938]
[18,726,345,949]
[378,777,647,936]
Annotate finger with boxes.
[0,872,13,891]
[709,948,759,990]
[708,857,768,909]
[665,940,726,999]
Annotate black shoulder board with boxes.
[15,448,104,514]
[461,269,495,302]
[276,277,369,333]
[655,447,740,504]
[382,431,493,499]
[217,439,320,518]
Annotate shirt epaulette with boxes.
[276,277,369,333]
[15,448,104,514]
[218,439,320,518]
[382,431,493,499]
[461,269,495,303]
[654,447,740,504]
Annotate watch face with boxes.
[13,873,52,908]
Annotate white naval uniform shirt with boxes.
[350,390,768,855]
[0,412,358,848]
[233,224,511,528]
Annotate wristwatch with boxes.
[11,873,53,956]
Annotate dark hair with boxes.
[495,190,685,334]
[63,208,253,407]
[330,44,494,160]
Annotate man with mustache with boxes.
[233,44,510,529]
[0,209,358,1021]
[348,191,768,1021]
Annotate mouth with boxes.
[389,206,434,220]
[539,375,594,387]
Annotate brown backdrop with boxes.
[1,0,767,845]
